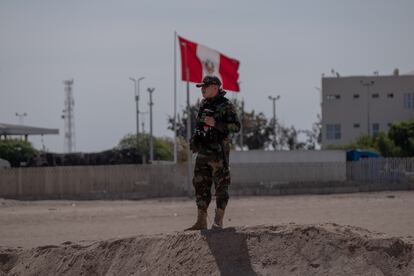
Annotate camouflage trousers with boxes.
[193,153,230,211]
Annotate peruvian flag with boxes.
[178,36,240,92]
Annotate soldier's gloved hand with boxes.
[204,116,215,127]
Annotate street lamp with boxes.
[147,87,155,163]
[15,112,27,125]
[129,76,145,136]
[360,80,375,136]
[268,95,281,150]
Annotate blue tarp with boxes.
[346,149,381,161]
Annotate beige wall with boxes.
[230,150,345,163]
[322,74,414,148]
[2,158,414,200]
[0,161,346,200]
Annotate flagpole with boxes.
[173,31,177,163]
[240,98,244,150]
[183,42,192,196]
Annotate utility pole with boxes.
[268,95,281,150]
[360,80,375,136]
[62,79,75,153]
[147,87,155,163]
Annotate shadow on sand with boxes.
[201,227,257,276]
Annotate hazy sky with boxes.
[1,0,413,153]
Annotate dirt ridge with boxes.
[1,223,414,276]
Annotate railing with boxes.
[347,158,414,184]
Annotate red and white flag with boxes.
[178,36,240,92]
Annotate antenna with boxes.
[62,79,76,153]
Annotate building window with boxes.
[372,123,380,136]
[372,93,379,98]
[387,93,394,98]
[353,123,360,128]
[326,94,341,100]
[353,94,360,99]
[404,93,414,109]
[326,124,341,140]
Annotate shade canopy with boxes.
[0,123,59,136]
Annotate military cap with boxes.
[196,76,222,88]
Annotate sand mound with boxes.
[1,223,413,276]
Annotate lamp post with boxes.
[137,77,145,130]
[15,112,27,125]
[147,87,155,163]
[360,80,375,136]
[268,95,281,150]
[129,77,145,136]
[15,112,27,141]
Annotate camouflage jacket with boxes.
[190,93,241,155]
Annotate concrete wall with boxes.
[0,161,346,200]
[2,155,414,200]
[0,165,188,200]
[230,150,346,163]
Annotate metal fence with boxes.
[347,158,414,184]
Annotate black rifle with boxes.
[220,141,229,169]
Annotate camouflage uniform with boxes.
[190,91,241,211]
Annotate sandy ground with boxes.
[1,191,414,249]
[3,224,414,275]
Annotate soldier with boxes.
[185,76,241,231]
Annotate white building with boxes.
[321,70,414,149]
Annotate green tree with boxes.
[329,132,401,157]
[168,99,273,150]
[117,133,175,161]
[0,139,37,167]
[376,132,401,157]
[388,121,414,157]
[242,110,273,149]
[168,98,325,151]
[302,113,322,150]
[338,122,414,157]
[279,125,307,150]
[167,100,201,140]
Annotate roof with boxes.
[0,123,59,136]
